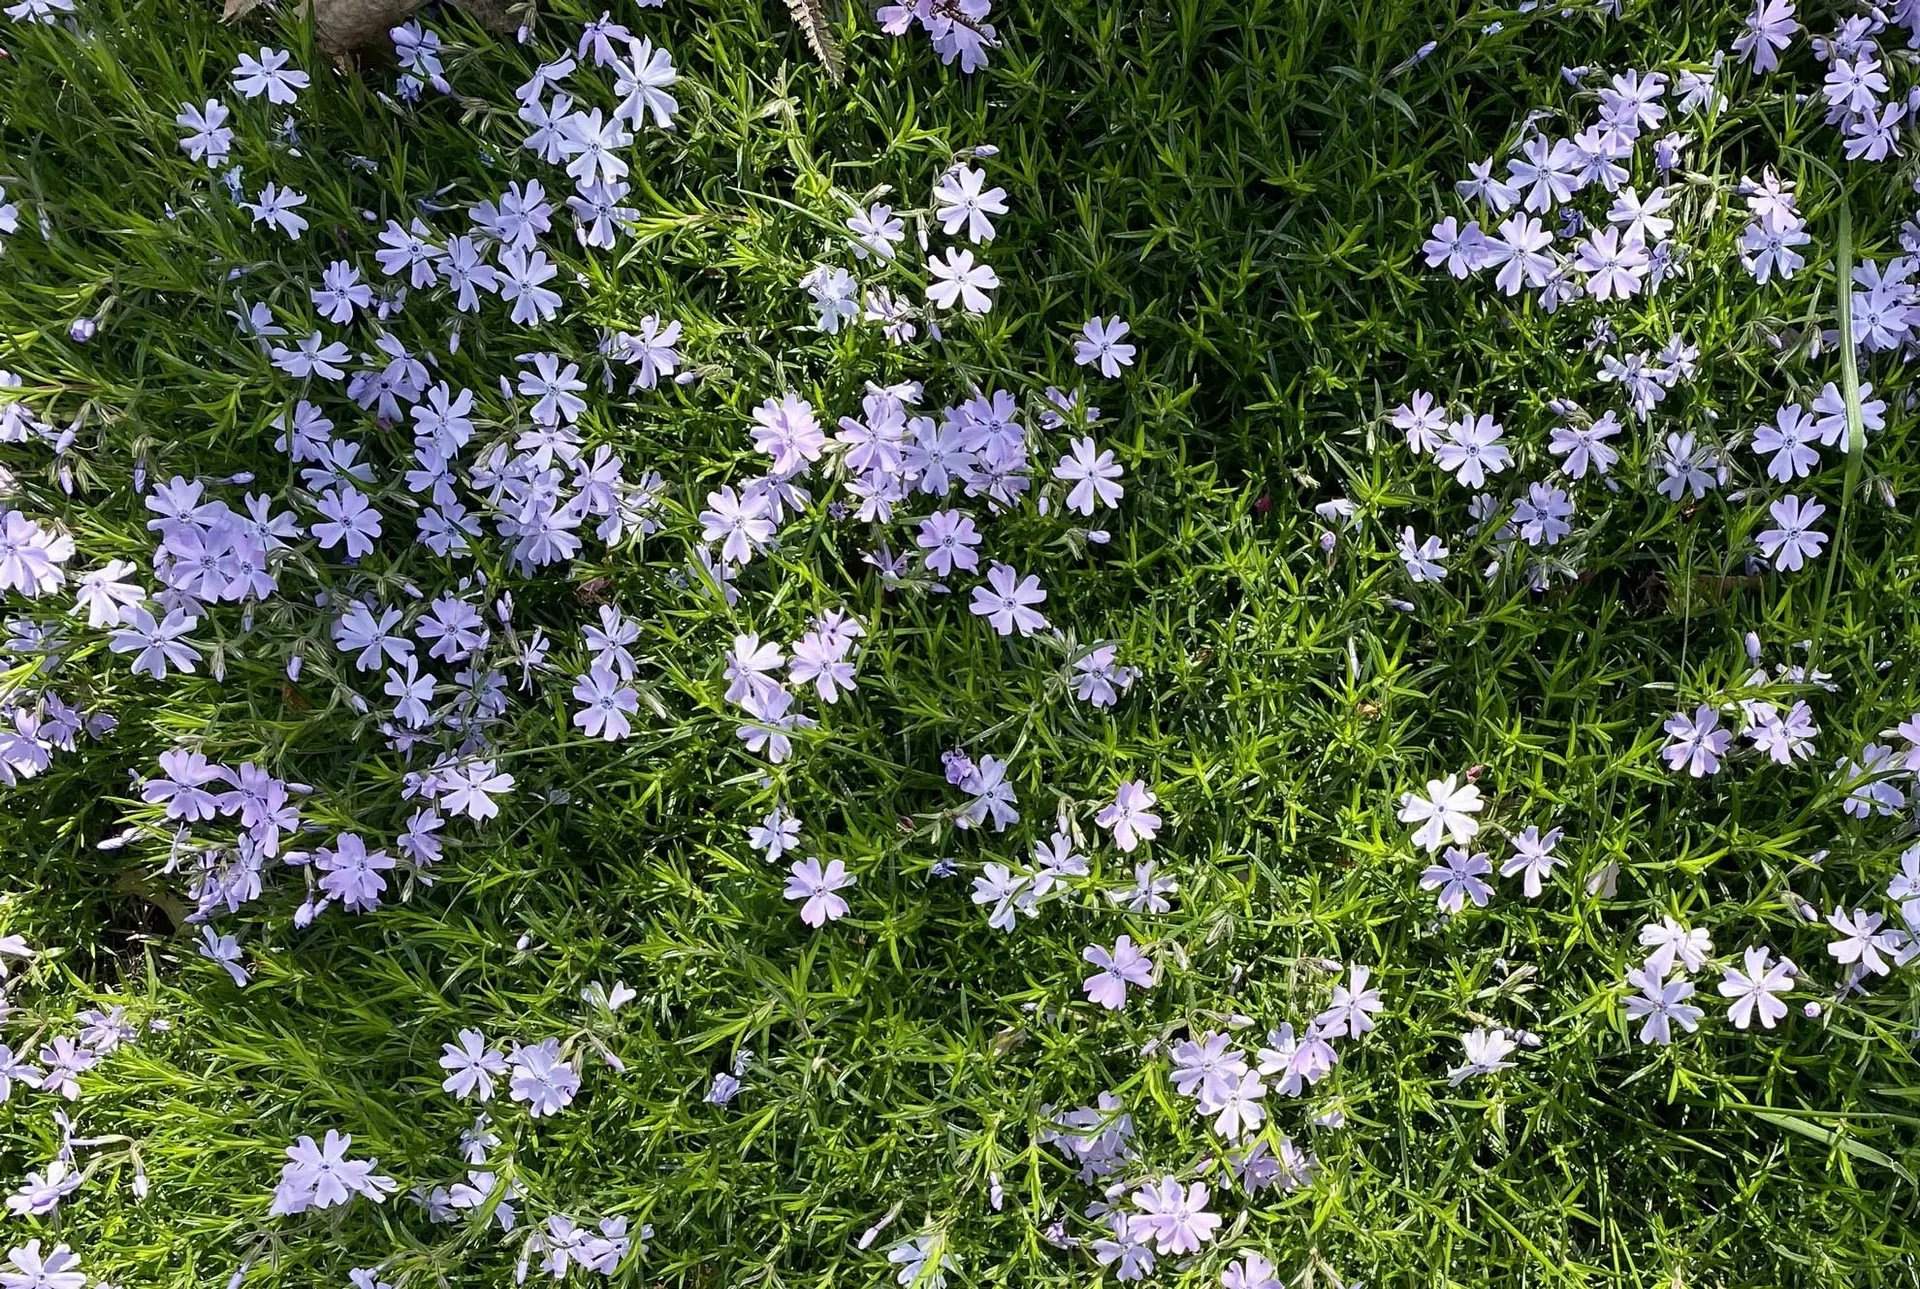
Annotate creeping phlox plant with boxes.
[2,0,1920,1284]
[1405,0,1920,1068]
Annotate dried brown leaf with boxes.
[782,0,844,85]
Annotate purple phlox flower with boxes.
[724,632,787,710]
[572,665,639,741]
[1622,967,1703,1044]
[1095,779,1161,852]
[1169,1031,1248,1107]
[926,247,999,312]
[6,1160,83,1218]
[699,485,774,566]
[232,46,310,104]
[1397,773,1482,852]
[784,857,854,927]
[916,509,982,577]
[1447,1026,1518,1083]
[788,628,858,704]
[934,164,1008,243]
[1827,906,1904,976]
[142,748,227,822]
[1420,845,1493,913]
[440,1028,508,1101]
[1733,0,1798,73]
[1222,1253,1284,1289]
[506,1038,580,1117]
[616,314,681,388]
[1081,935,1153,1010]
[1512,481,1574,546]
[1053,437,1125,514]
[1108,859,1176,913]
[0,1242,85,1289]
[438,758,514,822]
[1836,742,1906,818]
[748,806,801,862]
[1207,1068,1267,1140]
[314,832,394,913]
[1742,698,1817,764]
[1392,391,1448,454]
[1500,825,1564,898]
[1756,494,1828,572]
[968,561,1047,636]
[269,1130,397,1215]
[1397,527,1448,582]
[847,203,905,260]
[1719,945,1796,1028]
[1638,915,1712,976]
[1660,705,1731,777]
[1433,413,1512,488]
[30,1038,93,1102]
[1888,843,1920,919]
[612,38,679,130]
[176,98,235,167]
[1752,404,1820,481]
[749,394,826,474]
[955,753,1020,831]
[197,927,248,985]
[1129,1176,1220,1255]
[1314,963,1385,1037]
[1072,644,1138,708]
[1811,380,1885,448]
[1423,216,1491,278]
[885,1235,955,1289]
[447,1168,520,1230]
[1073,316,1136,378]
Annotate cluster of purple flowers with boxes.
[1409,697,1920,1046]
[0,970,153,1224]
[877,0,998,74]
[0,689,112,788]
[7,0,1920,1280]
[1422,65,1696,311]
[1391,0,1920,603]
[413,1020,654,1279]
